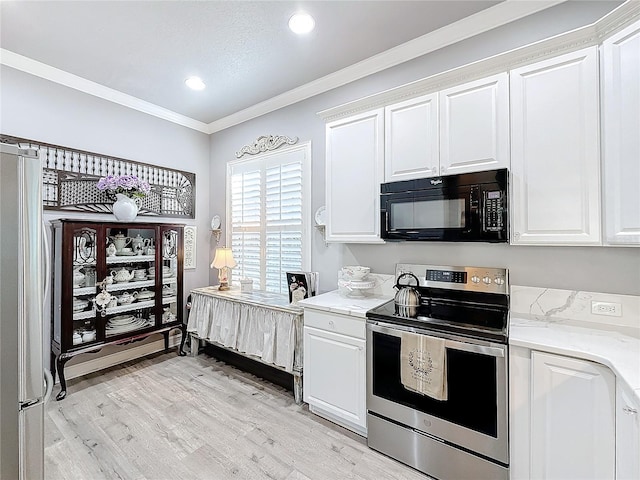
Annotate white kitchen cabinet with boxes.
[325,109,384,243]
[616,382,640,480]
[383,73,509,183]
[530,351,616,480]
[510,47,601,245]
[510,346,617,480]
[384,93,439,181]
[303,309,367,436]
[602,20,640,246]
[439,72,509,176]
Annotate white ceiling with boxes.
[1,1,567,133]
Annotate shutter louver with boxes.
[229,147,308,293]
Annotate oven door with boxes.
[381,185,479,241]
[366,320,508,464]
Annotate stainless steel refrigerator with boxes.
[0,143,53,480]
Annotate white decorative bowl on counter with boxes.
[337,278,376,297]
[341,265,371,281]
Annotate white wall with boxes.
[0,65,211,371]
[209,1,640,296]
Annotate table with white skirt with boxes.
[186,287,304,404]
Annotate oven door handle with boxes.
[367,321,506,358]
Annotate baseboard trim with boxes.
[62,334,181,382]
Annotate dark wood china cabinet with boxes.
[50,220,187,400]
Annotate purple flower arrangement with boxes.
[96,174,151,199]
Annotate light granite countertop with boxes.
[297,273,395,318]
[297,289,393,318]
[509,285,640,404]
[191,286,303,315]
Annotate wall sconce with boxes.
[211,215,222,245]
[210,247,237,291]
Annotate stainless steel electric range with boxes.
[366,263,509,480]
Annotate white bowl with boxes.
[82,330,96,342]
[341,265,371,280]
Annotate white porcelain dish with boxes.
[106,318,152,335]
[108,314,136,325]
[314,206,326,226]
[338,278,376,297]
[341,265,371,280]
[136,289,155,300]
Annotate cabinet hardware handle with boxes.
[623,405,638,415]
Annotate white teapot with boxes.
[131,234,151,254]
[110,233,132,253]
[118,291,137,305]
[111,267,134,283]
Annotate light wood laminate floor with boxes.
[45,351,428,480]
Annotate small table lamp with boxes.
[211,247,237,291]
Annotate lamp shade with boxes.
[211,247,237,269]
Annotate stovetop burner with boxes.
[366,263,509,343]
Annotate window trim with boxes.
[225,141,312,289]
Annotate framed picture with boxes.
[286,271,318,304]
[184,226,196,269]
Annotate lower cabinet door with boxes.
[616,382,640,480]
[531,351,615,479]
[303,326,366,434]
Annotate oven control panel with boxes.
[397,263,508,294]
[426,269,467,283]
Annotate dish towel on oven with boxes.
[400,331,448,401]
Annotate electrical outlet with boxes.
[591,301,622,317]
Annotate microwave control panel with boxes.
[483,190,504,232]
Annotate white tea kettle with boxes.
[394,272,421,318]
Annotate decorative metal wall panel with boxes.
[0,134,195,218]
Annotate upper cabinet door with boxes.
[602,20,640,246]
[510,47,601,245]
[384,93,439,181]
[325,109,385,243]
[439,73,509,176]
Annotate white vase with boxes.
[112,193,140,222]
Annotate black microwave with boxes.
[380,168,508,242]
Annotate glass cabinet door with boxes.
[160,227,180,324]
[70,226,98,347]
[102,226,157,339]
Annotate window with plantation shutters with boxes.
[227,142,311,294]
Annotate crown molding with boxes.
[0,49,210,134]
[317,0,640,122]
[3,1,635,134]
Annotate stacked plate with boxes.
[106,315,152,335]
[338,265,375,297]
[72,298,89,312]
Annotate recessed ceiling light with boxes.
[185,76,206,91]
[288,12,315,34]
